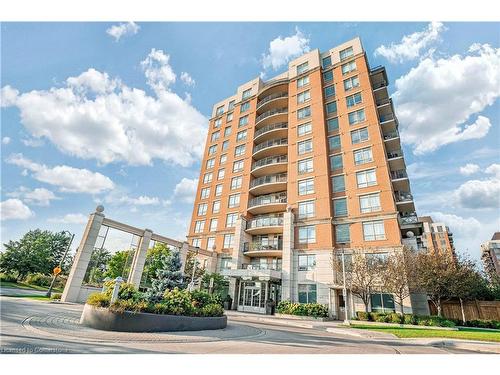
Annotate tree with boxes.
[380,246,416,316]
[84,247,112,285]
[183,251,205,286]
[201,272,228,296]
[143,242,171,286]
[147,249,185,301]
[0,229,72,280]
[104,249,134,279]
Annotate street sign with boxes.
[53,266,62,276]
[209,277,214,288]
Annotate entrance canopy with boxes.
[221,268,281,281]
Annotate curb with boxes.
[326,327,397,339]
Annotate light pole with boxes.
[46,231,75,298]
[189,249,199,291]
[340,244,350,325]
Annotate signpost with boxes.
[46,232,75,298]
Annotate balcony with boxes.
[249,173,287,195]
[255,107,288,128]
[372,80,387,90]
[254,122,288,142]
[395,191,413,203]
[380,113,396,124]
[246,214,284,235]
[383,130,400,141]
[256,92,288,112]
[243,240,283,257]
[391,169,408,180]
[251,154,288,177]
[242,262,282,271]
[376,97,391,107]
[248,192,287,215]
[253,138,288,159]
[399,212,419,226]
[387,150,403,159]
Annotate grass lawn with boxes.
[0,280,63,293]
[7,294,53,301]
[351,324,500,343]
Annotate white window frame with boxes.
[297,138,313,155]
[231,176,243,190]
[198,203,208,216]
[360,193,381,213]
[297,122,312,137]
[298,157,314,174]
[209,218,218,232]
[203,172,213,184]
[212,200,221,213]
[298,200,315,219]
[298,178,315,196]
[363,220,386,241]
[194,220,205,233]
[356,169,377,188]
[228,193,240,208]
[297,75,310,88]
[298,225,316,244]
[200,187,210,199]
[354,147,373,165]
[297,90,311,104]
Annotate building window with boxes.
[226,113,233,124]
[206,158,215,169]
[330,154,343,170]
[208,144,217,155]
[209,218,218,232]
[214,118,222,128]
[297,61,309,75]
[363,220,386,241]
[239,115,248,127]
[297,90,311,104]
[333,198,348,217]
[216,169,224,181]
[232,160,244,173]
[219,154,227,165]
[346,92,362,108]
[221,140,229,151]
[198,203,208,216]
[335,224,350,243]
[344,76,360,91]
[194,220,205,233]
[220,256,231,269]
[228,193,240,208]
[216,105,224,116]
[371,293,395,313]
[325,101,337,115]
[192,238,201,247]
[340,46,354,61]
[207,237,216,251]
[328,135,341,151]
[298,200,315,219]
[234,144,246,157]
[298,139,313,155]
[228,100,235,111]
[231,176,243,190]
[212,200,221,213]
[242,88,252,99]
[240,101,250,112]
[223,234,234,249]
[327,117,339,132]
[298,225,316,244]
[200,187,210,199]
[298,255,316,271]
[236,130,247,142]
[348,108,365,125]
[324,85,335,98]
[298,158,313,174]
[211,131,220,142]
[297,122,312,137]
[226,213,238,228]
[332,175,345,192]
[341,61,357,75]
[298,284,317,303]
[360,193,381,213]
[297,106,311,120]
[351,127,369,144]
[214,184,222,197]
[203,172,213,184]
[323,70,333,82]
[298,178,314,195]
[297,75,309,88]
[354,147,373,165]
[224,127,232,137]
[356,169,377,188]
[322,55,332,68]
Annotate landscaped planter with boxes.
[274,313,333,322]
[80,304,227,332]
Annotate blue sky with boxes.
[1,22,499,262]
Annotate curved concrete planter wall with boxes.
[80,304,227,332]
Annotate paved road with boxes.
[0,286,47,297]
[0,297,495,354]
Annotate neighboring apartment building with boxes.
[187,37,423,317]
[419,216,456,257]
[481,232,500,279]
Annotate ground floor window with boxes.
[298,284,317,303]
[370,293,395,313]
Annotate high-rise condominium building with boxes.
[481,232,500,279]
[419,216,456,258]
[187,37,424,317]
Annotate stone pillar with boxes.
[228,277,239,310]
[206,252,219,273]
[281,206,294,301]
[231,215,250,269]
[127,229,153,288]
[61,206,105,303]
[180,241,190,273]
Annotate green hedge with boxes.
[277,300,329,318]
[355,312,456,327]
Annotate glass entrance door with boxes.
[238,281,267,313]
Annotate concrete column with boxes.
[231,215,250,269]
[206,252,219,273]
[180,242,189,273]
[229,277,239,310]
[61,206,105,303]
[281,206,294,301]
[127,229,153,288]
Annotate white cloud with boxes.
[0,85,19,107]
[180,72,195,87]
[2,49,207,167]
[262,27,310,72]
[48,213,88,224]
[459,163,480,176]
[394,44,500,155]
[374,22,445,63]
[425,211,481,238]
[106,21,140,42]
[6,153,114,194]
[453,178,500,209]
[173,177,198,203]
[7,186,59,206]
[103,190,160,206]
[2,137,11,145]
[21,137,44,147]
[485,163,500,179]
[1,199,34,221]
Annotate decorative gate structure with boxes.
[61,206,217,303]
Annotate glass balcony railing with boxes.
[243,240,282,253]
[242,263,282,271]
[373,81,387,90]
[387,149,404,159]
[376,97,391,107]
[246,214,284,229]
[250,173,287,189]
[257,92,288,109]
[255,107,288,123]
[254,122,288,139]
[253,138,287,154]
[248,192,287,208]
[399,212,418,225]
[251,155,288,170]
[395,191,413,202]
[391,170,408,180]
[384,130,400,140]
[380,113,395,123]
